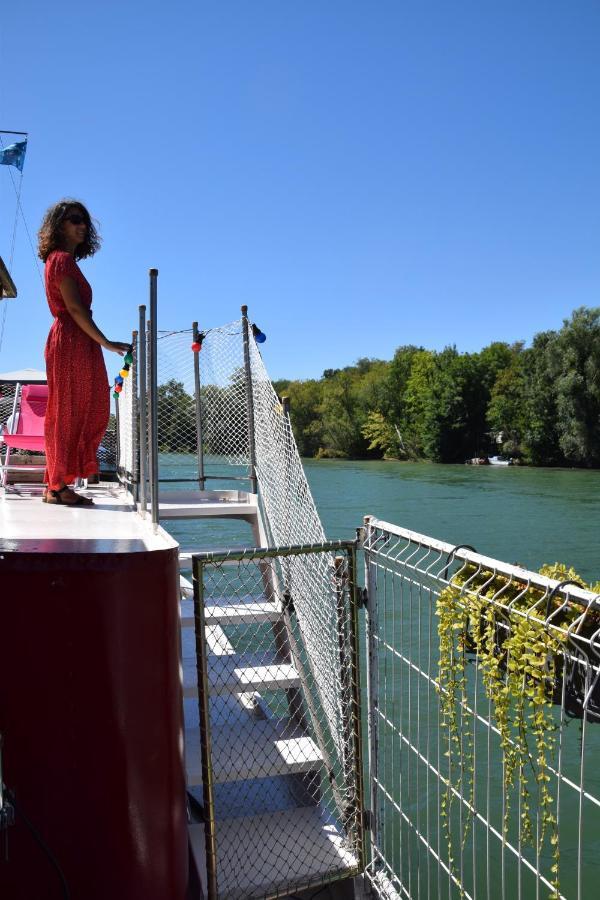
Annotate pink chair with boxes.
[0,384,48,486]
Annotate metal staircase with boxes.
[174,504,361,899]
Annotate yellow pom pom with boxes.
[120,369,129,378]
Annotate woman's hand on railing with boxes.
[105,341,131,355]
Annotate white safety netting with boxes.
[248,337,345,756]
[198,321,249,466]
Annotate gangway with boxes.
[114,281,363,899]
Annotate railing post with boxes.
[115,389,121,481]
[335,556,353,791]
[363,516,379,866]
[192,556,218,900]
[192,321,206,490]
[346,542,366,869]
[148,269,159,528]
[138,305,148,513]
[131,329,138,490]
[241,305,258,495]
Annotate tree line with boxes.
[273,307,600,467]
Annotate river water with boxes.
[167,458,600,583]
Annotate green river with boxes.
[168,459,600,583]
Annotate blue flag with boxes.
[0,140,27,172]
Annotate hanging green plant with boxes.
[436,560,600,900]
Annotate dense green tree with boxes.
[157,379,196,452]
[263,306,600,468]
[318,369,369,457]
[523,331,562,465]
[284,379,325,457]
[487,351,528,455]
[553,308,600,466]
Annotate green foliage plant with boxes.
[436,561,600,899]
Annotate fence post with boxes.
[338,548,365,867]
[192,556,218,900]
[114,387,121,483]
[192,321,206,490]
[138,305,148,513]
[148,269,159,528]
[241,305,258,495]
[363,516,379,867]
[131,329,139,490]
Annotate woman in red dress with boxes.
[38,199,130,505]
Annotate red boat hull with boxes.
[0,545,188,899]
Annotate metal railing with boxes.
[361,516,600,900]
[190,541,364,900]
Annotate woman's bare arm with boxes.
[59,276,130,354]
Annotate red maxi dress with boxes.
[44,250,109,488]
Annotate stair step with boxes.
[206,625,235,656]
[188,807,358,899]
[185,718,323,785]
[181,595,281,628]
[182,654,301,697]
[157,490,258,520]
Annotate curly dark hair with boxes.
[37,199,101,262]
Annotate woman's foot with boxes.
[43,485,94,506]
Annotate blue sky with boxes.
[1,1,599,380]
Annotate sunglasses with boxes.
[64,214,87,226]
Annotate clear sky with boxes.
[0,1,599,380]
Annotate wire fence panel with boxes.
[362,517,600,900]
[153,323,250,485]
[198,321,250,467]
[190,542,364,900]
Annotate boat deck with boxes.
[0,482,176,553]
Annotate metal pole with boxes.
[148,269,159,528]
[2,382,20,485]
[347,542,366,869]
[281,395,292,584]
[335,556,353,821]
[364,516,380,865]
[115,394,121,481]
[192,557,218,900]
[192,322,206,490]
[131,329,138,490]
[138,305,148,513]
[241,305,257,494]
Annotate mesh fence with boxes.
[248,337,348,753]
[189,543,363,900]
[153,323,250,483]
[362,517,600,900]
[198,322,250,467]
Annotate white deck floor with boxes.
[0,482,176,553]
